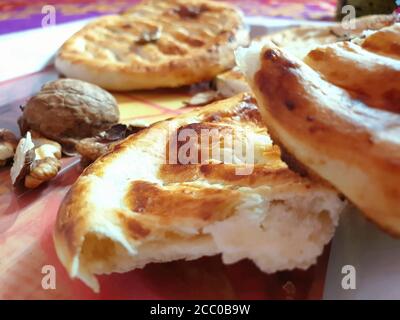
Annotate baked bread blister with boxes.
[54,93,345,292]
[55,0,250,91]
[236,23,400,236]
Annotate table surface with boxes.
[0,68,331,299]
[0,0,336,300]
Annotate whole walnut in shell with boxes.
[19,79,119,145]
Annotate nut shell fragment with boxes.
[75,123,147,165]
[10,131,63,188]
[10,132,35,185]
[76,138,111,163]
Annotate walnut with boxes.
[10,131,62,188]
[0,129,18,167]
[25,157,61,189]
[76,138,111,163]
[31,131,62,160]
[19,79,119,152]
[75,123,147,166]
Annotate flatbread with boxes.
[236,23,400,236]
[267,14,398,59]
[54,93,345,292]
[55,0,249,91]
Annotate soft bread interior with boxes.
[235,41,263,84]
[71,186,342,292]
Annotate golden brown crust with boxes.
[125,180,240,222]
[305,39,400,113]
[55,177,93,270]
[55,0,249,90]
[361,23,400,58]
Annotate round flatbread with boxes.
[55,0,250,91]
[266,14,398,59]
[54,93,344,292]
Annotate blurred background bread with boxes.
[236,22,400,236]
[55,0,250,91]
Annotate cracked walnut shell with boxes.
[10,131,63,189]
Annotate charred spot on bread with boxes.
[173,4,209,19]
[285,100,296,111]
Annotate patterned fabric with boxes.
[0,0,337,35]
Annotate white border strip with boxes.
[0,18,95,82]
